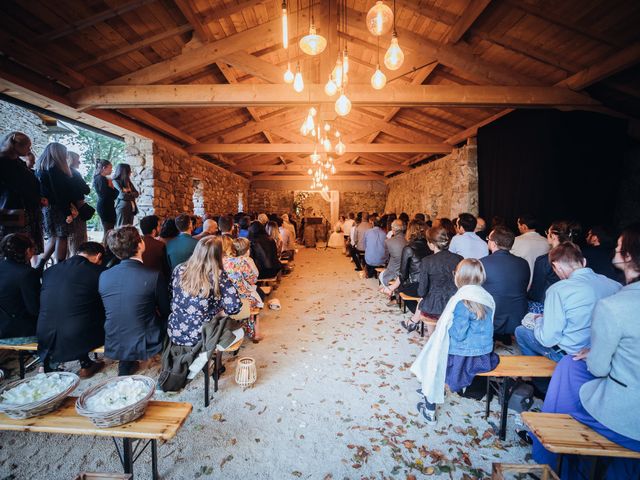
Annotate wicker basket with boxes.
[235,357,257,388]
[75,375,155,428]
[0,372,79,419]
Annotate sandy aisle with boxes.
[0,247,530,479]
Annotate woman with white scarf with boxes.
[411,258,499,424]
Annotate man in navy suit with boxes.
[99,226,170,375]
[481,226,530,341]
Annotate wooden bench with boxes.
[522,412,640,479]
[203,337,243,407]
[0,397,192,480]
[0,343,105,379]
[478,355,557,440]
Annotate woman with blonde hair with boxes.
[36,142,77,265]
[411,258,498,425]
[0,132,44,258]
[168,236,242,346]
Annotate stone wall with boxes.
[124,135,249,218]
[340,191,387,216]
[385,144,479,218]
[0,100,49,154]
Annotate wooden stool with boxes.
[522,412,640,479]
[478,355,557,440]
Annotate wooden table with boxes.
[478,355,557,440]
[522,412,640,479]
[0,397,192,479]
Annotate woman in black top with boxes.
[0,132,44,255]
[112,163,139,227]
[92,159,118,241]
[36,142,77,264]
[0,233,40,343]
[67,151,90,255]
[248,221,282,279]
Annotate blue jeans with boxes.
[515,326,565,362]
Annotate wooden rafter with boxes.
[187,143,453,154]
[174,0,213,42]
[447,0,492,44]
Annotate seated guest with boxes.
[238,215,251,238]
[380,219,407,287]
[398,212,410,225]
[248,221,282,279]
[257,213,269,225]
[218,215,234,236]
[351,212,372,271]
[140,215,170,278]
[481,226,530,340]
[99,226,170,375]
[436,217,456,239]
[158,217,178,245]
[516,242,620,362]
[166,213,198,272]
[528,220,581,309]
[222,236,263,341]
[362,218,389,278]
[194,218,218,240]
[449,213,489,259]
[475,217,488,242]
[532,224,640,479]
[342,212,355,245]
[583,225,623,282]
[278,217,295,259]
[265,220,282,255]
[389,220,430,297]
[168,236,241,347]
[403,226,463,332]
[37,242,105,377]
[191,215,204,235]
[0,234,40,343]
[511,214,549,285]
[411,259,498,425]
[414,213,426,222]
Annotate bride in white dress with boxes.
[327,215,346,249]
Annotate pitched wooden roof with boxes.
[1,0,639,182]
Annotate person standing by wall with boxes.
[93,159,118,241]
[112,163,139,227]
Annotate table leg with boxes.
[203,360,210,407]
[420,321,424,338]
[18,351,26,379]
[122,438,134,477]
[499,378,511,441]
[151,439,159,480]
[214,351,222,393]
[556,453,564,477]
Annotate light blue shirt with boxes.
[362,227,388,266]
[449,231,488,259]
[534,267,621,354]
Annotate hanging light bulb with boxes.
[324,122,330,132]
[335,139,346,156]
[335,130,341,138]
[335,90,351,116]
[332,59,343,88]
[310,107,317,117]
[330,165,336,174]
[310,151,321,164]
[323,137,332,152]
[366,1,394,36]
[384,32,404,70]
[343,47,349,74]
[299,23,327,55]
[281,1,288,49]
[284,62,294,83]
[371,64,387,90]
[307,168,312,175]
[325,77,337,96]
[293,63,304,92]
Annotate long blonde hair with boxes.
[179,236,223,298]
[454,258,488,320]
[36,142,71,177]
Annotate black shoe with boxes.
[401,321,419,332]
[354,267,362,271]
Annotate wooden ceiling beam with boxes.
[71,84,600,109]
[173,0,213,42]
[447,0,492,44]
[233,164,395,172]
[187,143,453,154]
[74,24,194,71]
[35,0,157,43]
[250,175,385,181]
[122,108,199,145]
[199,0,270,24]
[106,11,309,85]
[218,51,283,84]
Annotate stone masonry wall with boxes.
[385,144,479,218]
[340,191,387,216]
[0,100,49,154]
[124,135,249,219]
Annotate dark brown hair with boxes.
[620,223,640,276]
[489,226,515,250]
[175,214,192,232]
[426,226,451,250]
[107,226,142,260]
[0,233,34,264]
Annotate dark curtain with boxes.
[477,110,634,231]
